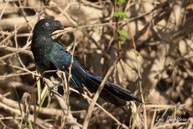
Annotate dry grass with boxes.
[0,0,193,129]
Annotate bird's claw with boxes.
[49,85,63,97]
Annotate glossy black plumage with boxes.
[31,18,141,106]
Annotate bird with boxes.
[31,18,142,106]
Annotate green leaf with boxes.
[117,29,128,41]
[114,12,129,18]
[118,0,126,4]
[27,118,33,129]
[38,87,49,114]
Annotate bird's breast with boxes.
[32,41,54,71]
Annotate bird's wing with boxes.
[49,46,86,92]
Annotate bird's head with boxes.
[33,18,64,34]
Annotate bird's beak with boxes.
[58,25,64,30]
[54,20,64,30]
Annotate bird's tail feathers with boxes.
[84,72,142,105]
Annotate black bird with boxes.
[31,18,141,106]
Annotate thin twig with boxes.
[82,57,124,129]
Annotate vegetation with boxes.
[0,0,192,129]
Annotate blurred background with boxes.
[0,0,192,129]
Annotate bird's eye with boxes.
[45,22,49,26]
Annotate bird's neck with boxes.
[32,31,54,44]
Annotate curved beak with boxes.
[54,20,64,30]
[58,24,64,30]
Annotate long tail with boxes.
[83,72,142,106]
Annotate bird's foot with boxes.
[49,85,63,97]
